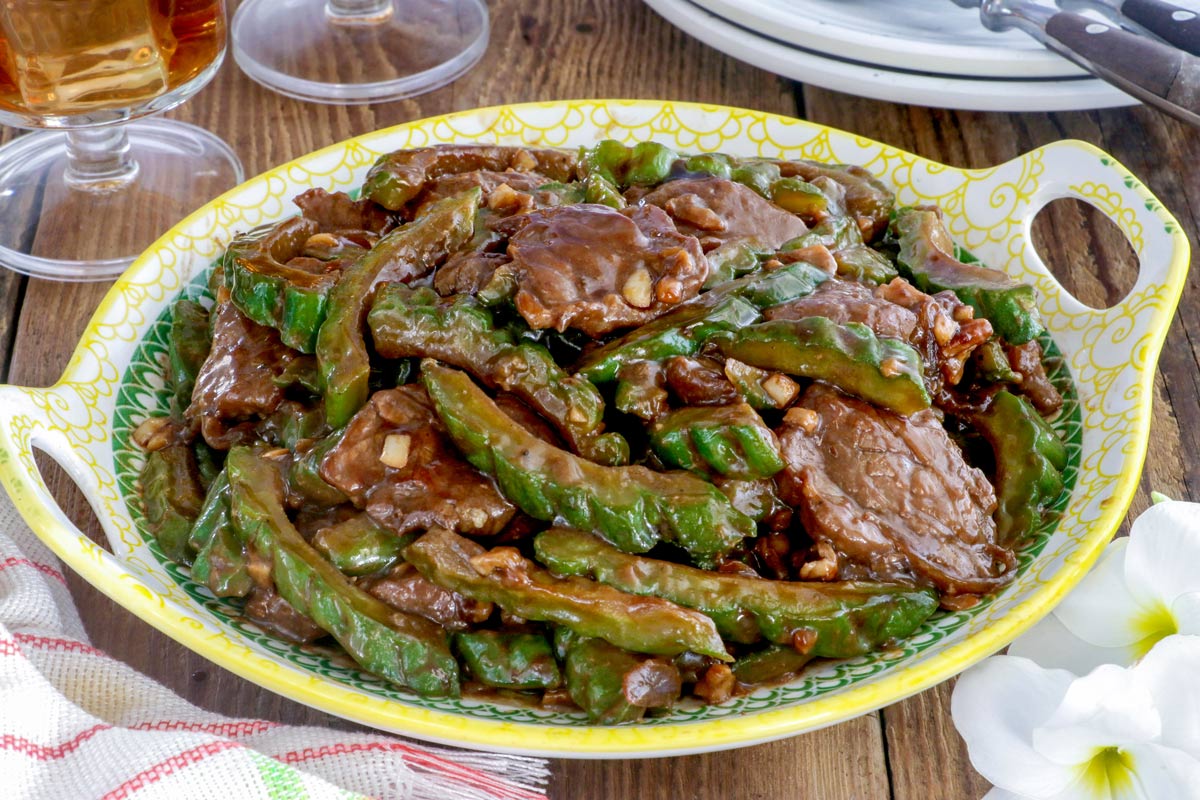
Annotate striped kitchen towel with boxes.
[0,491,549,800]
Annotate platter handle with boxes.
[1018,138,1190,323]
[0,384,126,565]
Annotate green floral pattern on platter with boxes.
[0,101,1188,754]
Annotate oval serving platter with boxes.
[0,100,1189,757]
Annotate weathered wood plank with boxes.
[550,714,891,800]
[0,273,23,383]
[882,681,992,800]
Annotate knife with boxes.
[1057,0,1200,56]
[952,0,1200,127]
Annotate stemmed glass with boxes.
[0,0,244,281]
[231,0,489,104]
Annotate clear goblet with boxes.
[0,0,244,281]
[231,0,489,104]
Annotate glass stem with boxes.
[63,125,139,193]
[326,0,393,24]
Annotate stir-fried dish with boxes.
[134,141,1069,723]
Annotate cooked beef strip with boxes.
[505,203,708,337]
[776,385,1013,595]
[380,145,577,214]
[663,356,740,406]
[769,244,838,275]
[244,586,326,644]
[285,244,370,277]
[1005,340,1063,414]
[640,177,808,251]
[763,279,918,341]
[433,252,512,297]
[293,187,393,234]
[186,302,301,450]
[415,169,562,216]
[624,659,684,707]
[320,386,517,537]
[361,562,493,631]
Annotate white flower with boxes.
[951,636,1200,800]
[950,500,1200,799]
[1008,500,1200,675]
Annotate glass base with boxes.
[0,119,244,282]
[231,0,489,104]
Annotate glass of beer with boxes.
[231,0,488,104]
[0,0,243,281]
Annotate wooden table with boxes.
[1,2,1196,797]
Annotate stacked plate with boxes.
[643,0,1139,111]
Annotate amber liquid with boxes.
[0,0,224,116]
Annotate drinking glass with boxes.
[0,0,243,281]
[231,0,488,104]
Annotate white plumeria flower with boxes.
[1008,500,1200,675]
[951,636,1200,800]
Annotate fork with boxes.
[951,0,1200,126]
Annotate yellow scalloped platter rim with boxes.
[0,100,1189,757]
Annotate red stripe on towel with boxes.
[131,720,281,737]
[13,633,105,657]
[0,724,111,759]
[0,557,67,585]
[101,740,242,799]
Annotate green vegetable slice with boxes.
[226,448,460,697]
[421,361,754,567]
[893,206,1043,344]
[535,529,940,657]
[709,317,931,415]
[973,390,1068,546]
[404,528,730,661]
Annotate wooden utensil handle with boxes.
[983,1,1200,126]
[1043,11,1200,124]
[1120,0,1200,57]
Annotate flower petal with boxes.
[1054,539,1151,650]
[1032,664,1160,766]
[952,656,1077,796]
[1108,743,1200,800]
[1124,501,1200,615]
[1133,635,1200,759]
[1043,743,1200,800]
[1170,592,1200,637]
[1008,613,1139,674]
[983,788,1034,800]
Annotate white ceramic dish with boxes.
[644,0,1139,111]
[689,0,1087,78]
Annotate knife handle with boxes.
[1119,0,1200,57]
[1058,0,1200,56]
[983,0,1200,127]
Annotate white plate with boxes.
[644,0,1138,111]
[689,0,1087,78]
